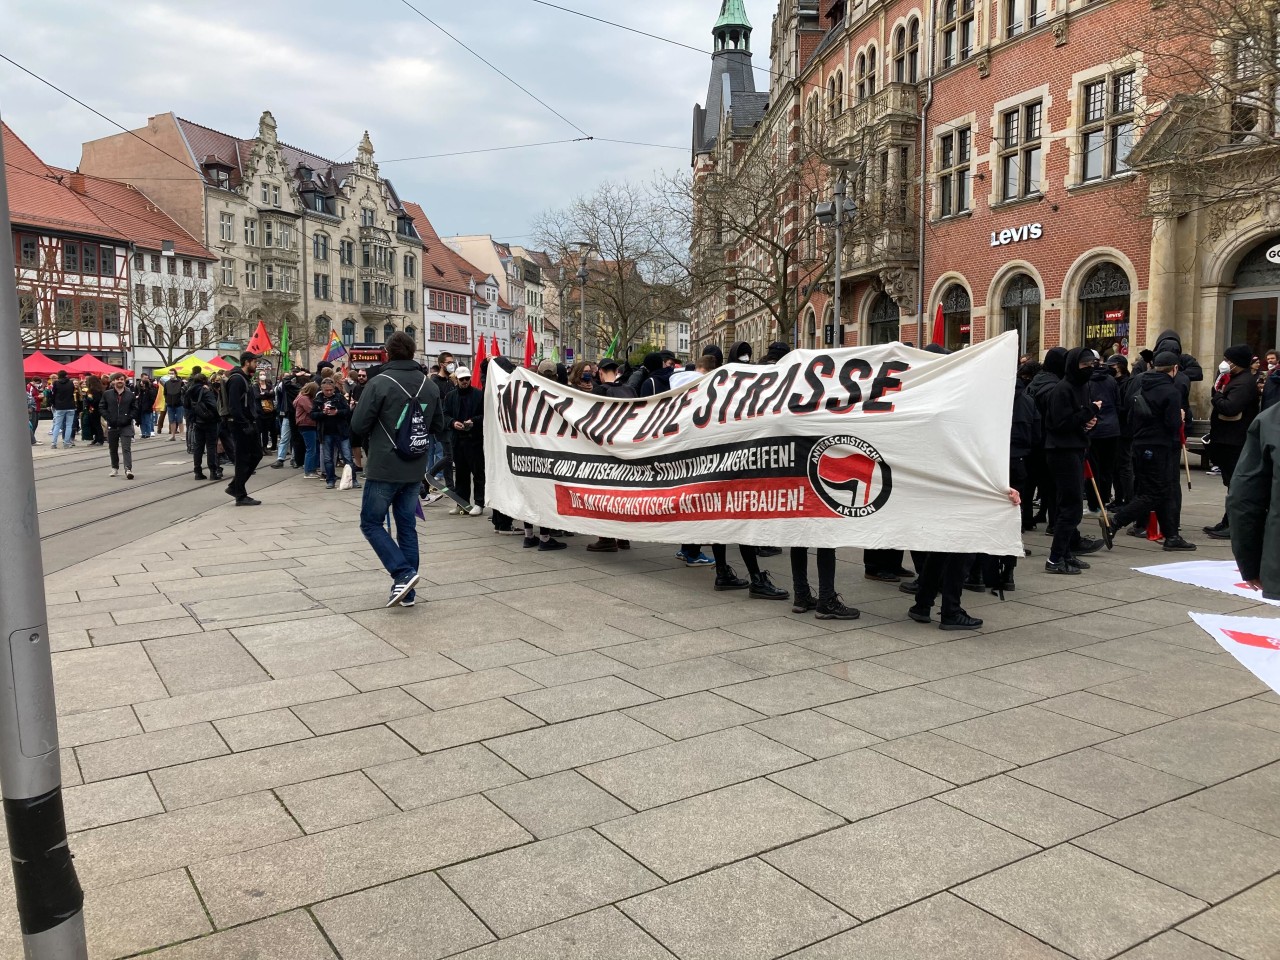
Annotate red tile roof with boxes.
[403,201,486,298]
[49,168,215,260]
[3,123,125,239]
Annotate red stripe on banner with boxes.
[554,478,834,522]
[1223,629,1280,651]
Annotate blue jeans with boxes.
[323,434,354,484]
[360,479,420,582]
[51,409,74,445]
[299,427,318,474]
[276,418,292,461]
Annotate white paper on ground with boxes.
[1190,612,1280,696]
[1135,560,1280,607]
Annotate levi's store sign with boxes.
[990,223,1043,247]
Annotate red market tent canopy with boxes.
[63,354,130,378]
[22,351,66,378]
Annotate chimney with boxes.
[68,172,86,194]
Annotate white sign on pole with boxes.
[1190,612,1280,696]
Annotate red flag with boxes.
[491,333,500,358]
[1083,458,1095,481]
[474,334,488,388]
[523,318,535,368]
[246,320,273,356]
[930,302,945,347]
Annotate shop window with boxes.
[1081,71,1136,182]
[1079,262,1132,357]
[894,18,921,83]
[938,127,972,217]
[868,293,900,344]
[1001,273,1042,358]
[341,319,356,345]
[940,0,975,69]
[941,283,972,349]
[1228,235,1280,351]
[999,100,1043,201]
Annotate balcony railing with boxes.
[360,301,395,319]
[832,83,920,149]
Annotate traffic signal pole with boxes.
[0,110,89,959]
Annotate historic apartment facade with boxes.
[692,0,1280,408]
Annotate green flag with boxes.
[603,332,619,359]
[279,319,291,373]
[552,345,560,364]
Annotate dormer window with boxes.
[204,163,231,190]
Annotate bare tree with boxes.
[132,272,214,365]
[1126,0,1280,215]
[533,181,691,357]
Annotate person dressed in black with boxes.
[1153,328,1203,529]
[1044,347,1101,574]
[224,352,263,506]
[83,375,105,446]
[1108,355,1135,507]
[185,373,222,481]
[1086,350,1121,511]
[637,351,678,397]
[1104,353,1196,551]
[1204,344,1261,539]
[442,365,485,515]
[1026,346,1067,527]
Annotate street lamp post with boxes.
[815,163,853,349]
[557,266,567,360]
[576,263,588,359]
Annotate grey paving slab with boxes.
[748,709,882,759]
[442,829,661,937]
[313,871,494,960]
[75,721,229,782]
[1183,761,1280,838]
[872,732,1016,785]
[510,650,628,686]
[820,658,922,690]
[445,639,552,671]
[487,713,671,778]
[214,707,313,751]
[620,858,855,960]
[366,743,525,809]
[1178,875,1280,960]
[275,771,398,834]
[1115,931,1240,960]
[142,630,270,695]
[80,869,212,960]
[57,705,142,748]
[232,615,404,678]
[508,675,658,723]
[935,705,1117,764]
[599,777,844,881]
[485,769,634,839]
[151,725,415,809]
[192,794,531,926]
[765,799,1035,920]
[769,748,950,821]
[956,845,1207,960]
[720,642,839,676]
[291,688,428,735]
[919,675,1043,710]
[337,651,468,691]
[186,592,324,627]
[71,791,302,888]
[1075,803,1280,902]
[134,671,358,731]
[816,686,989,739]
[404,666,544,710]
[53,643,168,715]
[792,629,917,661]
[85,616,206,646]
[1097,714,1280,784]
[1206,697,1280,734]
[159,569,300,603]
[1035,690,1174,733]
[582,726,809,810]
[622,691,765,742]
[1070,635,1225,672]
[61,747,81,786]
[390,698,543,754]
[1089,661,1268,717]
[786,892,1071,959]
[1012,747,1202,817]
[975,651,1139,696]
[134,911,337,959]
[446,907,674,960]
[625,655,765,698]
[62,773,163,833]
[938,775,1114,846]
[713,669,874,716]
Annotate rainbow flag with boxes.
[323,330,347,364]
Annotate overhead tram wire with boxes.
[394,0,591,139]
[379,137,592,164]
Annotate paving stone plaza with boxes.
[11,476,1279,960]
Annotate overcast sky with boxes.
[0,0,775,246]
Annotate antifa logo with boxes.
[808,436,893,518]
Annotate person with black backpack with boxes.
[185,373,223,481]
[350,332,445,608]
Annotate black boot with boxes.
[940,610,983,631]
[748,571,789,600]
[1163,535,1197,552]
[791,591,817,614]
[816,595,860,620]
[714,566,750,591]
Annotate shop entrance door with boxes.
[1228,292,1279,351]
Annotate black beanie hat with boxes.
[1224,344,1254,368]
[765,341,791,363]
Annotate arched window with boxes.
[828,76,837,119]
[363,325,376,343]
[868,294,900,345]
[341,319,356,344]
[894,27,907,82]
[137,323,150,346]
[867,47,878,97]
[856,54,868,100]
[940,283,972,350]
[403,254,416,279]
[312,232,329,262]
[185,328,195,349]
[1229,235,1280,351]
[200,327,211,348]
[908,17,920,81]
[1001,273,1042,358]
[1079,262,1131,358]
[383,323,395,342]
[405,325,417,346]
[835,72,844,114]
[314,317,329,342]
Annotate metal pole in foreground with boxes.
[0,116,88,960]
[832,175,845,346]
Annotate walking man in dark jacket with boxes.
[1044,347,1100,574]
[49,370,77,449]
[350,332,445,607]
[1205,344,1261,539]
[1105,353,1196,551]
[224,353,263,506]
[185,374,221,481]
[1229,403,1280,601]
[101,373,136,479]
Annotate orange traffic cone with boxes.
[1146,511,1163,542]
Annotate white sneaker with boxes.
[126,470,134,480]
[468,505,484,517]
[422,493,444,505]
[448,505,464,516]
[110,469,118,478]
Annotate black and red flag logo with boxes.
[808,435,893,518]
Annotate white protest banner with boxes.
[483,332,1023,552]
[1189,612,1280,696]
[1135,560,1280,607]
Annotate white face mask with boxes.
[446,363,457,373]
[1219,361,1231,375]
[738,353,750,363]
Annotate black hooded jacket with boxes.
[1129,369,1184,447]
[1028,347,1067,420]
[1044,347,1096,450]
[639,366,674,397]
[1153,328,1202,429]
[726,341,753,365]
[1087,366,1121,440]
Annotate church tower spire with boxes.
[692,0,759,159]
[713,0,752,53]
